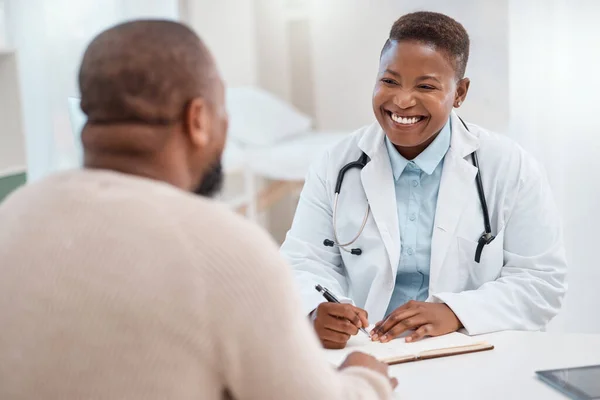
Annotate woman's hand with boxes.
[313,303,369,349]
[370,301,463,343]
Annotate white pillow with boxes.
[226,86,312,146]
[245,132,348,181]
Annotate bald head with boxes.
[79,20,217,125]
[79,20,229,197]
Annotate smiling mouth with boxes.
[386,111,427,126]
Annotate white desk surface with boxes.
[387,331,600,400]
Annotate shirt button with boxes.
[412,180,419,187]
[409,213,416,221]
[407,247,414,256]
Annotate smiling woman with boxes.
[281,10,567,350]
[372,13,470,160]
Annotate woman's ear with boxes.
[454,78,471,108]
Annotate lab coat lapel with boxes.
[358,125,400,273]
[429,113,479,290]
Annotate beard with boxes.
[194,160,224,197]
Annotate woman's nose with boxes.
[394,90,417,108]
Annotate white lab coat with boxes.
[280,112,567,336]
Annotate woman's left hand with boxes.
[370,301,463,343]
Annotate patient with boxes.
[0,20,396,399]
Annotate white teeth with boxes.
[391,114,421,125]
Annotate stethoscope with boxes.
[322,117,495,263]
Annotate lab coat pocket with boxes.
[456,231,504,288]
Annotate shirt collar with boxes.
[385,118,452,180]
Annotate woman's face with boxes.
[372,40,469,158]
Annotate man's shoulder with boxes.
[4,169,267,240]
[163,186,279,253]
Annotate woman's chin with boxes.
[384,133,428,149]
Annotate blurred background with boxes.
[0,0,599,334]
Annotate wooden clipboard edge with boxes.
[381,342,495,366]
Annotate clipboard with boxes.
[323,331,494,366]
[378,341,494,365]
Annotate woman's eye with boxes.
[419,85,436,90]
[382,78,397,85]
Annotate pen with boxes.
[315,284,369,336]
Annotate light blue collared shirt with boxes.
[384,119,451,316]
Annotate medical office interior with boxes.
[0,0,600,395]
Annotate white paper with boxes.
[323,328,481,366]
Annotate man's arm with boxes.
[213,226,394,400]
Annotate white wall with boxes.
[507,0,600,334]
[307,0,509,133]
[182,0,258,87]
[562,3,600,332]
[6,0,180,181]
[254,0,292,102]
[180,0,310,111]
[0,52,26,175]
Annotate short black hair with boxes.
[382,11,470,79]
[79,20,216,126]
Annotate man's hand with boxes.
[339,352,398,389]
[313,303,369,349]
[370,301,462,343]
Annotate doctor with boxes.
[280,11,567,349]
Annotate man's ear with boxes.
[454,78,470,108]
[184,97,211,148]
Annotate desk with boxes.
[390,331,600,400]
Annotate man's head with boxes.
[373,11,470,159]
[79,20,227,196]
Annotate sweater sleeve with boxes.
[206,222,394,400]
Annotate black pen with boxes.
[315,284,369,335]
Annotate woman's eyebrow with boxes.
[415,75,442,84]
[383,70,442,84]
[384,69,401,78]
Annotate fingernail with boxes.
[380,335,388,342]
[371,334,379,341]
[405,337,413,343]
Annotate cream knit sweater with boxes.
[0,170,393,400]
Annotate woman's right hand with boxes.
[339,352,398,389]
[313,302,369,349]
